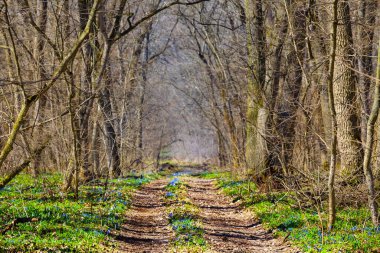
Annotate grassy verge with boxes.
[200,171,380,253]
[164,177,208,252]
[0,172,159,252]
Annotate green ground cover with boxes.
[200,171,380,253]
[0,173,159,252]
[165,177,207,252]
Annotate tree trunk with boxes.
[358,0,378,143]
[98,71,121,178]
[97,42,121,178]
[91,118,101,177]
[0,144,48,190]
[68,73,81,199]
[327,0,339,230]
[244,0,267,173]
[334,0,363,178]
[78,0,97,181]
[362,39,380,226]
[280,0,306,173]
[0,160,31,189]
[136,31,150,167]
[31,0,48,175]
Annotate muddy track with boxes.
[184,177,298,253]
[117,179,174,253]
[116,177,298,252]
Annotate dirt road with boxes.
[117,176,298,253]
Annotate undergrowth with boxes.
[0,172,159,252]
[165,177,207,252]
[200,171,380,253]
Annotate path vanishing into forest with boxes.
[115,171,298,253]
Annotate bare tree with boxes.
[362,39,380,226]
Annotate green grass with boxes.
[165,177,207,252]
[0,173,159,252]
[170,218,207,252]
[200,171,380,253]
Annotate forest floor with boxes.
[117,179,173,252]
[116,173,296,252]
[2,166,380,252]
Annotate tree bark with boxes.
[267,13,288,174]
[327,0,339,230]
[0,160,31,189]
[362,39,380,226]
[78,0,97,181]
[358,1,378,143]
[334,0,363,178]
[280,0,306,173]
[244,0,267,174]
[31,0,48,175]
[0,142,48,189]
[98,55,121,178]
[136,31,151,167]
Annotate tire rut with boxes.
[117,179,174,253]
[184,177,299,253]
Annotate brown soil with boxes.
[116,179,174,253]
[116,177,299,253]
[184,177,299,253]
